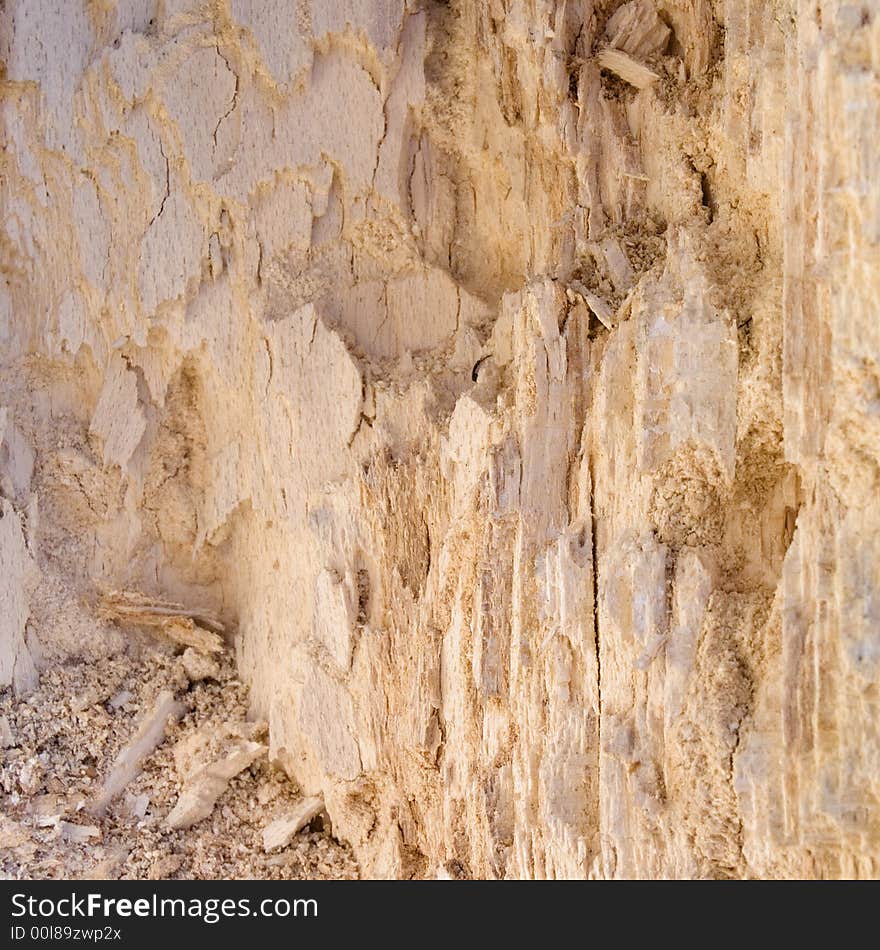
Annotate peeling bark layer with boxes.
[1,1,879,878]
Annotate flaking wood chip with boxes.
[604,0,672,59]
[569,280,616,330]
[89,690,184,816]
[262,796,325,852]
[596,48,660,89]
[166,722,268,830]
[97,589,225,655]
[159,618,224,655]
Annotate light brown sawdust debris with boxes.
[0,647,359,881]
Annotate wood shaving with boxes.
[97,590,226,654]
[596,48,660,89]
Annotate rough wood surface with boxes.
[1,1,878,879]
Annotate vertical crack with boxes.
[588,442,602,872]
[147,138,170,228]
[587,446,602,708]
[213,46,240,154]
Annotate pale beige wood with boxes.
[0,0,877,880]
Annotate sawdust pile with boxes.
[0,644,358,880]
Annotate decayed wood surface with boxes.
[1,1,878,878]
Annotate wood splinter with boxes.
[97,590,226,655]
[596,48,660,90]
